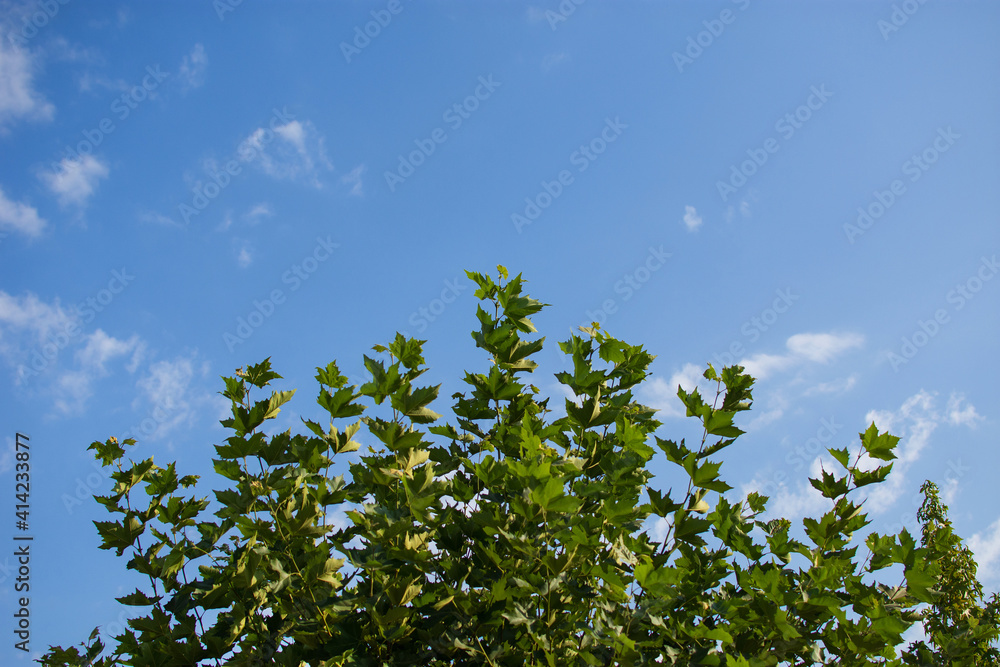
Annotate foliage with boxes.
[901,482,1000,665]
[43,267,997,665]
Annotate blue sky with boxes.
[1,0,998,658]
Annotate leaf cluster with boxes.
[42,267,998,666]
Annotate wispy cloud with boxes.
[178,43,207,92]
[0,36,55,132]
[139,210,181,227]
[638,362,710,418]
[745,454,832,522]
[945,392,982,427]
[340,165,365,196]
[682,205,702,232]
[970,517,1000,584]
[0,290,76,354]
[235,242,253,268]
[132,354,214,442]
[741,390,980,522]
[244,202,272,222]
[803,374,858,397]
[75,329,141,374]
[242,119,333,187]
[54,330,142,414]
[860,391,939,513]
[741,332,864,380]
[0,186,45,237]
[39,155,110,208]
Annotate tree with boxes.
[901,482,1000,665]
[43,267,997,665]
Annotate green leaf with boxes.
[860,422,900,461]
[828,446,851,470]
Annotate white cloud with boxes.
[740,332,864,380]
[739,352,797,380]
[0,186,45,237]
[0,290,151,414]
[638,362,710,418]
[745,394,788,431]
[54,330,141,414]
[0,290,75,347]
[45,37,102,66]
[970,517,1000,583]
[340,165,365,196]
[139,210,181,227]
[324,508,352,532]
[725,190,758,223]
[244,202,272,222]
[803,374,858,397]
[945,393,981,427]
[52,369,92,414]
[644,516,669,542]
[133,355,200,440]
[39,155,110,207]
[786,332,865,363]
[77,72,128,95]
[178,43,207,91]
[274,120,306,152]
[0,37,55,131]
[0,436,16,474]
[236,245,252,268]
[860,391,939,513]
[744,454,832,522]
[75,330,140,373]
[241,119,333,187]
[736,389,983,523]
[682,205,702,232]
[87,6,131,30]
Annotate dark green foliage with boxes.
[42,267,997,665]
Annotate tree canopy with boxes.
[43,267,999,666]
